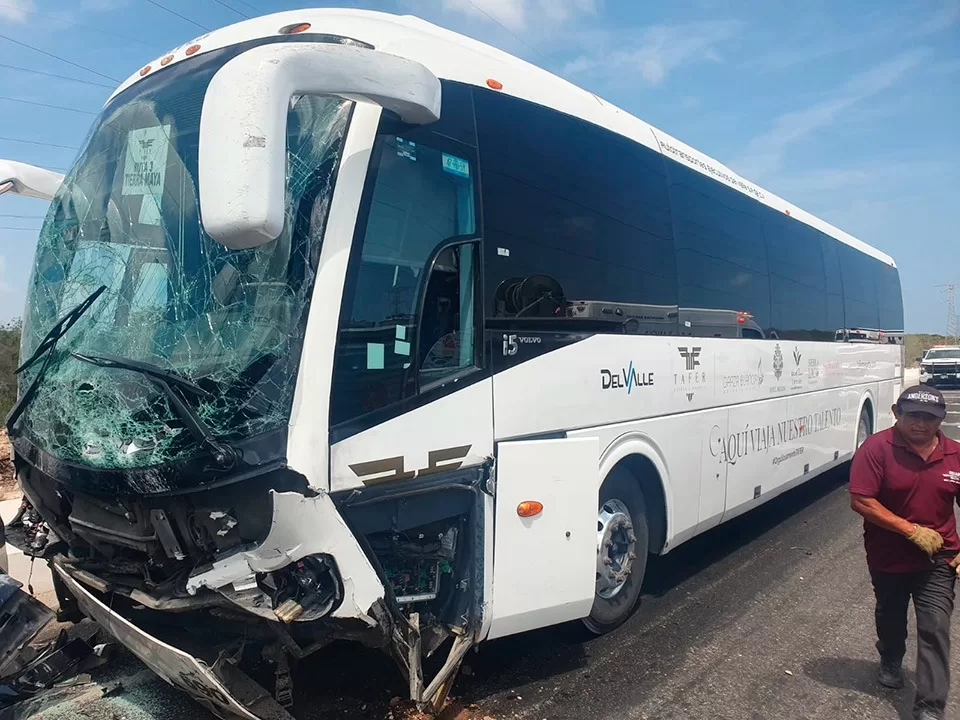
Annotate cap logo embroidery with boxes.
[906,391,941,404]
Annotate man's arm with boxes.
[849,494,915,536]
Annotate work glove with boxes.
[949,553,960,576]
[907,525,944,556]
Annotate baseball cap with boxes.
[897,385,947,419]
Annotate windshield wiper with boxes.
[68,353,237,470]
[16,285,107,375]
[68,353,212,399]
[5,285,107,432]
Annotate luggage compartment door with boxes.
[486,436,599,640]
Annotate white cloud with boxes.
[0,0,34,23]
[440,0,597,33]
[563,20,742,85]
[909,0,960,36]
[732,49,930,181]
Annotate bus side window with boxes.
[330,131,480,427]
[419,242,478,386]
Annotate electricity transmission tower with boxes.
[936,284,960,343]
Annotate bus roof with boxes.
[108,8,896,269]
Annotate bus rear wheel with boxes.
[856,406,872,451]
[583,472,649,635]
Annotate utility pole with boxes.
[936,284,960,343]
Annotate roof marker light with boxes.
[160,55,174,66]
[139,65,151,77]
[486,78,503,90]
[185,44,201,56]
[280,22,312,34]
[785,208,791,216]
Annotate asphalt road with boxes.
[15,384,960,720]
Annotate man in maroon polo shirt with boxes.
[850,385,960,720]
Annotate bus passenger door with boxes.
[486,437,599,640]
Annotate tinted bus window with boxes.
[665,161,771,336]
[837,242,880,330]
[819,233,846,337]
[764,210,828,340]
[473,88,679,333]
[876,261,904,332]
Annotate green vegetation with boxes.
[905,333,957,367]
[0,320,21,422]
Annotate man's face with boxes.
[893,405,943,445]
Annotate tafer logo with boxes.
[675,346,707,402]
[773,344,784,380]
[601,362,654,394]
[678,346,702,371]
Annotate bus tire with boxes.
[855,405,872,452]
[583,471,649,635]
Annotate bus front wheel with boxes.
[583,472,649,635]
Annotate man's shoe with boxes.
[878,661,904,689]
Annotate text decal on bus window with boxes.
[122,125,171,225]
[122,125,171,195]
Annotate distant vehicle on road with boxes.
[920,346,960,387]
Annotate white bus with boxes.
[4,8,904,717]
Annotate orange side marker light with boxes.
[517,501,543,518]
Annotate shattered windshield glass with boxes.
[15,44,353,472]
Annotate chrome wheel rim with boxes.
[596,499,636,599]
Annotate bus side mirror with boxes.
[198,42,441,250]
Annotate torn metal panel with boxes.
[0,574,54,680]
[52,564,292,720]
[186,491,384,623]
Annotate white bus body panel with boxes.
[486,437,599,640]
[329,379,494,492]
[493,336,898,549]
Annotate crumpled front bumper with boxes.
[52,564,291,720]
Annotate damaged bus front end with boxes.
[6,20,486,716]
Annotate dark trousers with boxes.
[871,557,957,718]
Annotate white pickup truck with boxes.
[920,346,960,388]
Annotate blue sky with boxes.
[1,0,957,331]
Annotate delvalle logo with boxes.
[600,362,654,394]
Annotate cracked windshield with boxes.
[16,51,352,473]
